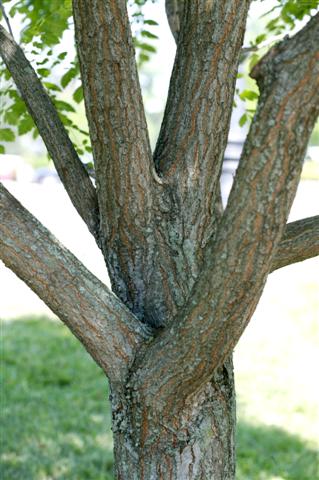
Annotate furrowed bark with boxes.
[152,1,250,311]
[132,14,319,416]
[272,215,319,272]
[0,26,99,239]
[155,0,250,191]
[113,356,236,480]
[73,0,167,326]
[156,0,249,170]
[0,183,150,383]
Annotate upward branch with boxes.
[154,0,250,273]
[155,1,250,179]
[73,0,159,324]
[135,13,319,415]
[0,26,99,239]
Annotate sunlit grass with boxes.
[1,315,318,479]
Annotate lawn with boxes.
[1,314,318,480]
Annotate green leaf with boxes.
[4,69,11,81]
[239,90,259,101]
[18,117,34,135]
[266,17,280,32]
[32,128,39,139]
[249,53,260,71]
[44,82,62,92]
[36,57,49,66]
[239,114,248,127]
[255,33,267,45]
[33,41,44,50]
[0,128,15,142]
[61,67,77,88]
[73,86,83,103]
[85,161,94,169]
[139,53,150,64]
[55,100,76,113]
[139,43,156,53]
[144,19,158,26]
[4,100,26,125]
[58,113,73,126]
[141,30,158,39]
[37,68,51,78]
[0,144,5,154]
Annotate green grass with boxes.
[237,423,318,480]
[1,317,113,480]
[1,317,318,479]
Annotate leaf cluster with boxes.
[0,0,159,157]
[238,0,319,127]
[0,0,318,149]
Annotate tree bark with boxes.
[130,13,319,419]
[0,25,100,240]
[1,3,319,480]
[0,184,150,383]
[271,215,319,272]
[72,0,169,327]
[112,357,236,480]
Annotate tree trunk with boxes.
[1,4,319,480]
[112,357,236,480]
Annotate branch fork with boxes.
[0,5,318,407]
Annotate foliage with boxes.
[238,0,319,126]
[0,0,318,151]
[2,315,318,479]
[0,0,159,156]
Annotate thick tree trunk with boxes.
[111,357,236,480]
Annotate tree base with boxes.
[112,357,236,480]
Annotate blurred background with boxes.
[1,1,319,479]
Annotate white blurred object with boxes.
[0,154,33,182]
[307,146,319,162]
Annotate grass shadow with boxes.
[237,421,319,480]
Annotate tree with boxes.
[1,0,319,478]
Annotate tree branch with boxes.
[153,1,250,289]
[0,26,99,240]
[0,183,150,383]
[0,1,14,38]
[72,0,161,324]
[133,14,319,416]
[272,215,319,272]
[155,1,249,179]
